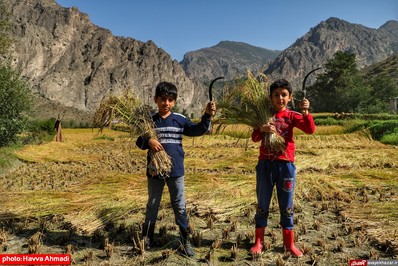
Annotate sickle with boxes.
[302,67,322,98]
[209,76,225,101]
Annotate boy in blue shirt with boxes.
[136,81,216,257]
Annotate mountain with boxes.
[263,18,398,90]
[361,53,398,83]
[6,0,398,122]
[6,0,207,122]
[180,41,281,82]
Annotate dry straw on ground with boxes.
[93,90,172,177]
[218,70,285,153]
[2,128,397,264]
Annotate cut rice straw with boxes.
[93,90,172,177]
[217,70,285,153]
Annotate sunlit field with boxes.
[0,126,397,265]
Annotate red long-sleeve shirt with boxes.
[251,109,316,162]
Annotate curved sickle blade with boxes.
[302,68,322,98]
[209,76,225,101]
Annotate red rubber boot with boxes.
[282,228,303,257]
[250,227,265,255]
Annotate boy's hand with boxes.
[148,138,163,152]
[299,98,310,116]
[205,101,217,116]
[259,123,276,133]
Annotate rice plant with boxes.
[217,70,285,152]
[93,90,172,177]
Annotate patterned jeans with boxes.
[254,160,296,230]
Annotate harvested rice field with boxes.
[0,127,397,265]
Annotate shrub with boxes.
[0,64,32,146]
[368,120,398,141]
[0,144,21,171]
[342,120,370,133]
[62,120,91,128]
[358,113,398,121]
[22,118,57,144]
[313,117,343,126]
[380,129,398,145]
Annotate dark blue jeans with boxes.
[144,176,189,229]
[255,160,296,230]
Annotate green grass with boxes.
[0,144,23,171]
[380,132,398,145]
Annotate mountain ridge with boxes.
[5,0,398,122]
[180,17,398,91]
[180,40,281,81]
[262,17,398,89]
[7,0,207,121]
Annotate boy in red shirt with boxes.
[250,79,316,257]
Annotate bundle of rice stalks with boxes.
[218,71,285,153]
[93,90,172,177]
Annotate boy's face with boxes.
[271,87,292,112]
[154,95,175,116]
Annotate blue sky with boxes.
[55,0,398,61]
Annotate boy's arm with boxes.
[136,136,164,151]
[295,113,316,134]
[136,136,149,150]
[296,99,316,134]
[252,123,276,142]
[183,102,216,136]
[252,128,263,142]
[183,113,212,137]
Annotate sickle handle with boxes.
[302,67,322,99]
[209,77,224,115]
[301,68,321,114]
[209,76,224,101]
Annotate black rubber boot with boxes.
[142,223,155,250]
[179,227,195,257]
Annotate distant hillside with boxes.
[180,41,281,81]
[361,54,398,84]
[264,18,398,90]
[7,0,207,122]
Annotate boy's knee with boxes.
[256,206,268,217]
[282,207,294,218]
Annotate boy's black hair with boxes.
[269,79,292,96]
[155,82,178,99]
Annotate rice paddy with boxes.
[0,127,397,265]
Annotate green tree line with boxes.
[307,51,398,113]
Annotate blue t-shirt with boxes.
[136,112,211,178]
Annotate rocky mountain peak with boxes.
[180,41,280,82]
[264,17,398,90]
[379,20,398,31]
[6,0,206,121]
[321,17,365,31]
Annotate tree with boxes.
[307,51,370,113]
[0,1,32,146]
[0,65,32,146]
[359,76,398,113]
